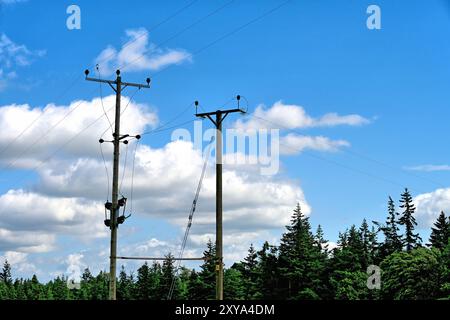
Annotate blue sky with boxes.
[1,0,450,281]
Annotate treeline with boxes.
[1,188,450,300]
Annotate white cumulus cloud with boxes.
[234,101,370,131]
[94,28,192,75]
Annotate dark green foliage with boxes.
[117,266,134,300]
[277,203,325,299]
[380,248,441,299]
[255,241,279,299]
[240,244,259,299]
[1,192,450,300]
[429,211,450,250]
[439,239,450,299]
[158,253,176,300]
[224,268,245,299]
[0,260,12,286]
[377,196,403,259]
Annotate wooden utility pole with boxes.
[195,96,245,300]
[85,69,150,300]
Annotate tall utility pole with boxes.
[195,96,245,300]
[85,69,150,300]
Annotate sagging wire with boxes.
[99,87,141,139]
[129,138,140,216]
[119,140,129,196]
[141,101,197,137]
[96,65,113,135]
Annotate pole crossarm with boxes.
[85,77,150,90]
[195,108,244,126]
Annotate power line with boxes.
[99,142,111,201]
[129,139,140,215]
[0,73,83,159]
[151,0,293,79]
[0,86,98,174]
[140,119,198,136]
[0,1,200,161]
[168,137,214,300]
[0,102,118,209]
[250,113,445,191]
[95,0,200,70]
[99,87,141,139]
[119,141,129,195]
[250,114,434,194]
[96,66,114,135]
[117,0,235,72]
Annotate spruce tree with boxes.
[278,203,322,299]
[429,211,450,250]
[117,266,134,300]
[136,262,151,299]
[196,239,216,300]
[159,253,176,299]
[315,225,328,253]
[256,241,279,299]
[398,188,422,251]
[242,244,259,299]
[1,260,12,286]
[378,196,403,258]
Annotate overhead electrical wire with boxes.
[99,142,111,201]
[99,87,141,139]
[151,0,293,79]
[129,139,140,215]
[119,141,129,196]
[0,86,98,174]
[96,66,114,135]
[167,137,214,300]
[0,74,83,159]
[0,0,201,170]
[250,113,438,195]
[117,0,235,72]
[95,0,200,71]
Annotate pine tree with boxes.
[398,188,422,251]
[315,225,328,253]
[224,268,244,299]
[256,241,279,299]
[241,244,259,299]
[429,211,450,250]
[197,239,216,300]
[117,266,134,300]
[278,203,323,299]
[175,267,191,299]
[329,225,372,300]
[159,253,176,299]
[360,219,372,268]
[136,262,150,300]
[186,269,202,300]
[1,260,12,286]
[378,196,403,258]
